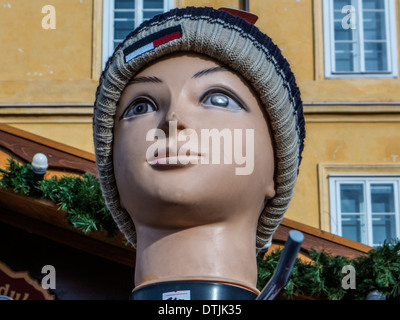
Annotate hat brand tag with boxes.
[124,25,183,63]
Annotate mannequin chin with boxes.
[113,53,275,292]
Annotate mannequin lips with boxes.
[147,147,204,166]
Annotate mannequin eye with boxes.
[200,89,245,111]
[121,97,157,120]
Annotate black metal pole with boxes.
[245,0,249,12]
[256,230,304,300]
[241,0,249,12]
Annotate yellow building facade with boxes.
[1,0,399,247]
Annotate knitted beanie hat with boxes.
[93,6,305,251]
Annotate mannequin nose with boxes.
[166,111,178,123]
[160,110,187,135]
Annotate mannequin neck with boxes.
[134,219,259,292]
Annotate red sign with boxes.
[0,261,55,300]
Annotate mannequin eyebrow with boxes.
[127,66,227,84]
[192,66,228,78]
[128,76,163,84]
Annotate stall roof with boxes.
[0,124,371,267]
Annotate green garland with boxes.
[257,242,400,300]
[0,158,118,238]
[1,158,399,300]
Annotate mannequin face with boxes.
[113,53,275,229]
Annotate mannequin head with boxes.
[93,8,305,288]
[113,53,275,231]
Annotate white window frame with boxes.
[329,175,400,247]
[323,0,398,78]
[102,0,175,68]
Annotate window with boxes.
[330,176,400,247]
[323,0,398,78]
[102,0,175,67]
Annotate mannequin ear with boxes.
[118,191,126,209]
[264,181,276,204]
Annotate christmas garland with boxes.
[1,158,399,300]
[0,158,118,238]
[257,243,400,300]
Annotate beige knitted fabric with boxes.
[93,7,305,251]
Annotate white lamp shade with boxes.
[32,153,48,174]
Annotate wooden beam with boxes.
[275,218,372,259]
[0,126,97,176]
[0,123,95,162]
[0,187,135,267]
[0,210,135,268]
